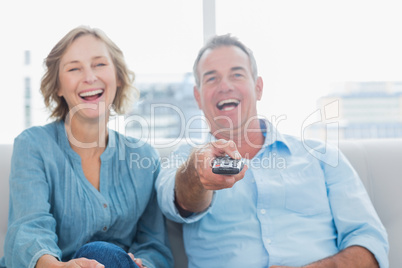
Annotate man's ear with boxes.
[193,86,202,109]
[255,76,263,101]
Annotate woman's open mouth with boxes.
[79,89,104,101]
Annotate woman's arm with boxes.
[128,149,173,268]
[4,131,61,267]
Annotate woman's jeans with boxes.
[73,241,139,268]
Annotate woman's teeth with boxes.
[79,89,104,98]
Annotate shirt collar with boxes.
[204,119,293,155]
[260,119,292,155]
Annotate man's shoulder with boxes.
[279,133,337,153]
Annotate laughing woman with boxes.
[0,26,172,268]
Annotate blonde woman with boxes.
[0,26,172,268]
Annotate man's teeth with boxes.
[218,99,240,106]
[79,89,103,97]
[217,99,240,110]
[222,106,235,111]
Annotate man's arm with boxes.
[270,245,379,268]
[174,139,247,215]
[174,149,213,214]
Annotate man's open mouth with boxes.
[79,89,104,101]
[216,99,240,111]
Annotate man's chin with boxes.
[210,123,242,138]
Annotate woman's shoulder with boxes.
[12,121,62,161]
[15,121,59,144]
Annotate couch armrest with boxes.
[339,139,402,267]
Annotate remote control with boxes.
[212,156,244,175]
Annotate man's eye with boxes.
[234,73,243,78]
[206,77,216,82]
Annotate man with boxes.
[156,34,388,267]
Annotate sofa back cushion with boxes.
[1,140,401,267]
[0,144,12,258]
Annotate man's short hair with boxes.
[193,34,258,88]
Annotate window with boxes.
[1,0,401,143]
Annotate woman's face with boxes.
[57,34,119,122]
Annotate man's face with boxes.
[194,45,263,137]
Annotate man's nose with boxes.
[218,77,233,92]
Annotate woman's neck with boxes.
[64,115,108,158]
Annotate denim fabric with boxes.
[73,241,139,268]
[156,120,389,268]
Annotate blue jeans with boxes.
[73,241,139,268]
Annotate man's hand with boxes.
[193,139,247,190]
[174,139,248,214]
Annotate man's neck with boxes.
[213,121,265,159]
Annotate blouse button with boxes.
[103,226,108,231]
[103,203,108,208]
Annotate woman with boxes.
[0,26,172,268]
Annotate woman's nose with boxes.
[83,68,97,84]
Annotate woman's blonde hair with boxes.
[41,26,138,120]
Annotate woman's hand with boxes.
[36,255,104,268]
[128,253,147,268]
[63,258,104,268]
[270,266,299,268]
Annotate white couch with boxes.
[1,139,402,267]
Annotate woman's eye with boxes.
[68,68,79,72]
[96,63,106,67]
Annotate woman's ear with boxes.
[57,88,63,97]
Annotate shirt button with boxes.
[103,226,108,231]
[266,238,272,244]
[103,203,108,208]
[260,209,266,214]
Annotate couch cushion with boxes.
[339,139,402,267]
[0,144,12,258]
